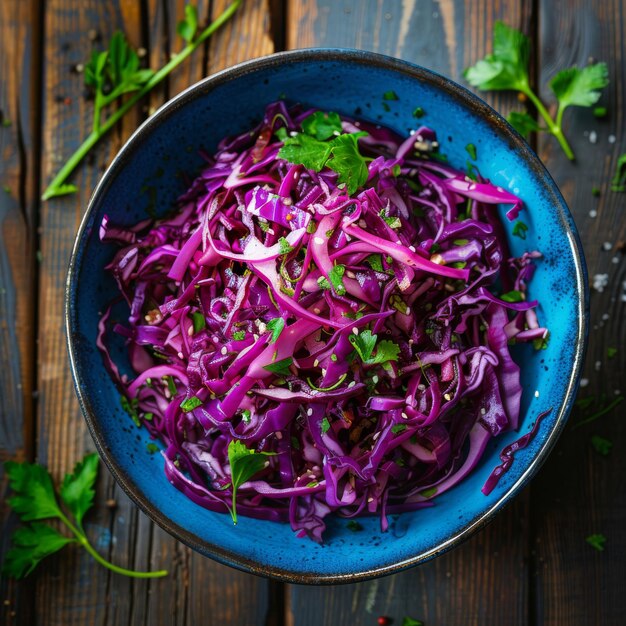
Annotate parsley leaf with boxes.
[278,133,332,171]
[263,356,293,376]
[321,417,331,434]
[266,317,285,343]
[464,22,607,160]
[507,111,541,139]
[278,236,294,254]
[326,132,369,195]
[5,461,62,521]
[586,533,606,551]
[301,110,342,140]
[464,21,530,92]
[590,435,612,456]
[227,441,275,524]
[3,454,167,579]
[59,453,99,527]
[550,63,609,110]
[365,254,384,272]
[176,4,198,44]
[349,330,400,366]
[2,524,75,579]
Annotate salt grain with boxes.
[589,209,598,218]
[603,241,613,251]
[595,360,602,371]
[534,390,540,398]
[609,134,616,144]
[612,256,620,264]
[592,273,609,292]
[580,378,589,387]
[589,131,598,144]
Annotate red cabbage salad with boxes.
[98,101,548,542]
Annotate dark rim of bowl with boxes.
[66,47,589,585]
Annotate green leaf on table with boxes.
[507,111,541,138]
[4,461,62,521]
[266,317,285,343]
[550,63,609,110]
[326,132,369,195]
[590,435,612,456]
[585,533,606,551]
[59,452,99,527]
[512,220,528,239]
[1,524,75,579]
[177,4,199,44]
[402,617,424,626]
[301,110,342,141]
[464,21,530,92]
[610,154,626,192]
[607,347,618,359]
[227,440,275,524]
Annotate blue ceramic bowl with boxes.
[66,49,588,583]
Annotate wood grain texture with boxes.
[0,0,42,624]
[285,1,534,625]
[531,2,626,625]
[31,1,277,625]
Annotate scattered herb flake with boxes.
[512,220,529,239]
[347,520,363,532]
[146,443,160,454]
[180,396,202,413]
[610,154,626,192]
[266,317,285,343]
[607,347,617,359]
[321,417,331,434]
[232,330,246,341]
[585,533,606,551]
[420,487,438,498]
[278,236,294,255]
[593,105,607,118]
[383,90,398,101]
[391,424,408,434]
[263,357,293,376]
[412,106,425,118]
[591,186,601,197]
[465,143,477,160]
[500,290,524,303]
[191,311,206,333]
[590,435,612,456]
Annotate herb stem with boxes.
[41,0,242,201]
[58,511,168,578]
[573,395,624,430]
[521,84,575,160]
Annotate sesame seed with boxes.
[401,412,408,419]
[589,130,598,144]
[443,393,451,401]
[534,390,540,398]
[307,408,313,416]
[221,346,228,355]
[367,497,374,503]
[348,381,356,388]
[313,307,321,314]
[372,375,379,384]
[187,325,194,336]
[314,236,325,245]
[417,384,426,391]
[313,359,319,367]
[352,327,359,335]
[480,408,486,415]
[275,431,283,440]
[177,351,184,359]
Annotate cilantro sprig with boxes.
[349,330,400,367]
[227,441,275,524]
[278,111,369,194]
[2,454,167,579]
[41,1,242,200]
[464,22,608,160]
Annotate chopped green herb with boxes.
[279,132,333,171]
[317,276,331,290]
[291,436,300,450]
[419,487,438,498]
[382,102,391,112]
[349,330,400,367]
[391,164,402,177]
[305,480,319,488]
[232,330,246,341]
[607,347,617,359]
[266,317,285,343]
[2,118,11,127]
[383,90,398,101]
[278,236,293,255]
[590,435,612,456]
[146,443,160,454]
[3,185,11,195]
[402,618,424,626]
[500,290,524,303]
[241,409,251,423]
[262,357,293,376]
[412,106,425,118]
[465,143,477,160]
[180,396,202,413]
[275,126,288,142]
[191,311,206,333]
[453,238,469,246]
[227,440,275,524]
[574,395,624,429]
[346,520,363,532]
[391,424,408,434]
[143,412,153,421]
[163,375,177,396]
[591,186,601,197]
[325,132,369,195]
[365,254,384,272]
[383,216,402,229]
[610,154,626,192]
[450,261,467,269]
[532,333,550,351]
[321,417,331,434]
[330,354,338,362]
[120,395,141,427]
[512,220,529,239]
[593,105,607,118]
[329,264,347,295]
[585,533,606,551]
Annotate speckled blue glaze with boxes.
[66,49,588,584]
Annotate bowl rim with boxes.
[66,47,589,585]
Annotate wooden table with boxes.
[1,1,624,624]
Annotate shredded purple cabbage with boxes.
[98,102,548,542]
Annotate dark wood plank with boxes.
[531,2,626,625]
[0,0,42,624]
[285,2,534,625]
[37,0,271,625]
